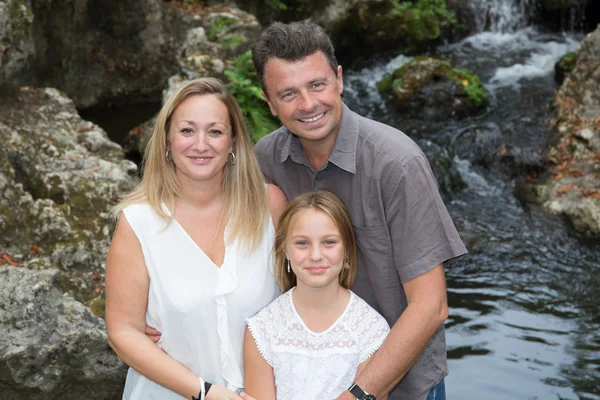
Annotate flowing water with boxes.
[343,3,599,399]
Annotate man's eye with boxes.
[282,91,295,99]
[312,83,323,88]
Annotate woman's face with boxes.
[285,209,346,290]
[168,94,233,185]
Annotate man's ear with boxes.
[336,65,344,95]
[263,91,278,116]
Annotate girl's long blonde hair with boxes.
[274,190,357,292]
[113,78,269,252]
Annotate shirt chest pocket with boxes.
[351,224,392,284]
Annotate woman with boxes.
[105,78,286,400]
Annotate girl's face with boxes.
[284,209,346,290]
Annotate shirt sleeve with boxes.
[246,304,276,366]
[358,302,391,363]
[387,155,467,283]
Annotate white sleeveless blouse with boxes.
[246,288,390,399]
[121,202,279,399]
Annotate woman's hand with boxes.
[205,384,245,400]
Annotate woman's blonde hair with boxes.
[113,77,268,252]
[274,190,357,292]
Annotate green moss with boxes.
[558,52,577,73]
[8,0,33,40]
[377,76,394,93]
[208,17,238,41]
[89,298,106,319]
[447,67,488,107]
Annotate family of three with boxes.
[105,20,466,400]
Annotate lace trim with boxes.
[246,319,274,367]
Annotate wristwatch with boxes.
[348,383,376,400]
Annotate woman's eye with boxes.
[181,128,193,134]
[210,129,223,135]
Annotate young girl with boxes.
[243,191,390,400]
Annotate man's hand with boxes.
[145,325,162,343]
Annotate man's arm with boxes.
[336,264,448,399]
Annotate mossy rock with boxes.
[379,56,487,119]
[554,52,577,84]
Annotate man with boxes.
[251,20,467,400]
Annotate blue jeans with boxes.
[426,380,446,400]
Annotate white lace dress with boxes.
[246,288,390,399]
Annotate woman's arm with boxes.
[106,214,242,400]
[243,327,276,400]
[267,184,287,228]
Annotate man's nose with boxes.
[298,91,318,112]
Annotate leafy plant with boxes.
[264,0,288,10]
[389,0,456,42]
[224,51,280,143]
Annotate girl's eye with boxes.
[295,241,308,246]
[324,240,337,245]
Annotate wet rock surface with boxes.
[378,56,488,120]
[528,26,600,238]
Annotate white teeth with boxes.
[299,113,324,123]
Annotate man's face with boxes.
[262,51,344,146]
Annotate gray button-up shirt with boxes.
[255,103,467,400]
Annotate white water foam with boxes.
[467,0,537,33]
[487,34,580,88]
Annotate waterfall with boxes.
[466,0,537,33]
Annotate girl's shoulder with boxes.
[247,289,293,327]
[347,291,391,330]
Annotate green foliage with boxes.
[8,0,33,40]
[389,0,456,42]
[224,51,280,143]
[208,17,238,41]
[221,34,246,50]
[558,52,577,73]
[447,67,487,107]
[264,0,288,10]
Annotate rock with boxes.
[554,52,577,84]
[0,265,126,399]
[126,4,267,155]
[0,86,137,304]
[0,0,36,87]
[379,57,488,120]
[533,25,600,238]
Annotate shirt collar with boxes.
[279,102,358,174]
